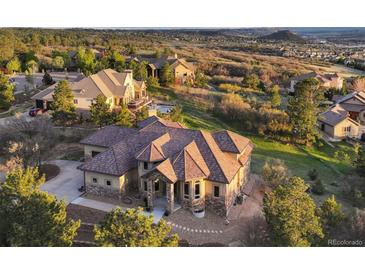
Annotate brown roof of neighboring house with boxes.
[80,116,253,184]
[32,68,135,101]
[318,104,359,127]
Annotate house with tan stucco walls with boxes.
[127,54,195,85]
[318,91,365,140]
[31,68,150,114]
[78,116,253,217]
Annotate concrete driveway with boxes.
[40,160,84,205]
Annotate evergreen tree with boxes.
[134,61,148,81]
[160,63,174,86]
[146,76,160,89]
[114,104,133,127]
[42,71,54,86]
[263,176,324,246]
[169,105,183,123]
[0,167,80,246]
[318,195,345,232]
[194,69,208,88]
[94,207,178,247]
[355,145,365,176]
[51,80,76,125]
[268,84,281,107]
[287,78,321,146]
[135,106,149,122]
[90,95,113,127]
[0,74,15,111]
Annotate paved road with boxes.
[9,72,83,94]
[40,160,84,205]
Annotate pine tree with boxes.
[268,84,281,107]
[0,167,80,246]
[287,78,321,146]
[263,176,324,246]
[42,71,54,86]
[0,74,15,111]
[355,145,365,176]
[160,64,174,86]
[51,80,76,125]
[94,207,178,247]
[135,106,149,122]
[114,104,133,127]
[90,95,113,127]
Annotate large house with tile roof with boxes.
[127,54,195,85]
[318,91,365,140]
[32,68,150,114]
[79,116,253,217]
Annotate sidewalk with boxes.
[71,197,164,223]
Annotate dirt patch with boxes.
[39,164,60,181]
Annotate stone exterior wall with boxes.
[84,169,138,199]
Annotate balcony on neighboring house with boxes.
[128,96,153,111]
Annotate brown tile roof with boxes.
[318,104,359,127]
[80,116,253,184]
[32,69,135,101]
[171,141,210,181]
[80,126,138,148]
[213,130,250,154]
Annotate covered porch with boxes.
[142,171,182,215]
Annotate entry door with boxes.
[174,182,180,202]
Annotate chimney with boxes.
[124,69,133,79]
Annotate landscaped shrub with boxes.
[308,169,319,181]
[334,149,351,163]
[311,179,325,195]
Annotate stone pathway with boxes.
[167,221,223,234]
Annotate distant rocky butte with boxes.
[260,30,306,43]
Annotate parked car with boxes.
[29,107,47,117]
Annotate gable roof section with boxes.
[213,130,250,154]
[171,141,210,181]
[135,133,170,162]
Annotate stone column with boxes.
[146,179,153,210]
[166,183,174,214]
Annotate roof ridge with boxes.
[184,142,209,177]
[199,131,230,183]
[150,142,165,161]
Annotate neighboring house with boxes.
[31,68,150,113]
[288,72,343,94]
[128,54,195,84]
[79,116,253,217]
[318,91,365,140]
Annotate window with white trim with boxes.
[106,180,111,186]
